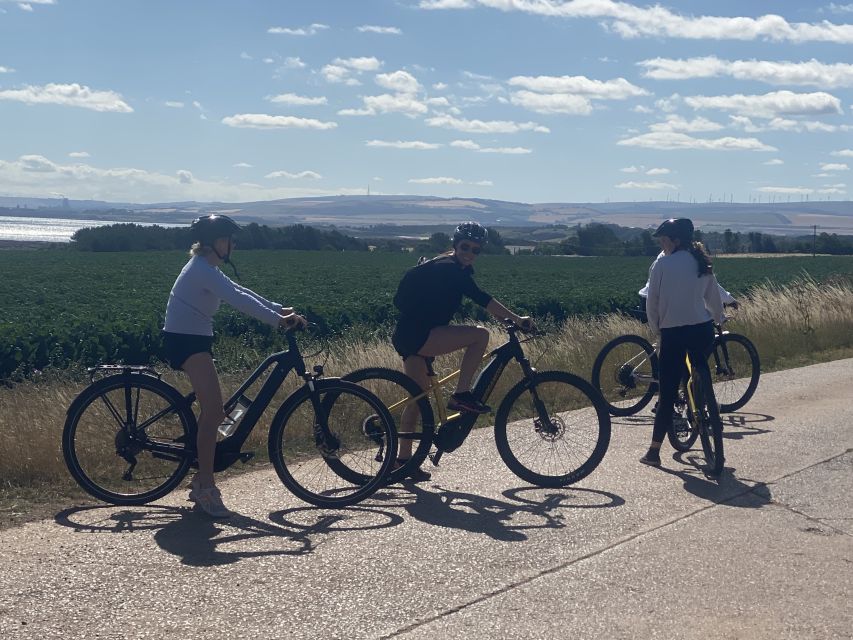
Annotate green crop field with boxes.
[3,248,853,379]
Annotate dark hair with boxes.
[687,241,713,276]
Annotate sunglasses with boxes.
[457,243,482,255]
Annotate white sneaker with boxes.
[188,482,233,518]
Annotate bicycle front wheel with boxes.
[268,379,397,508]
[693,368,725,475]
[592,335,659,416]
[62,374,194,505]
[708,333,760,412]
[494,371,611,487]
[341,368,436,485]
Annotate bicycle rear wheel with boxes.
[62,374,194,505]
[667,381,699,452]
[268,379,397,508]
[693,368,725,475]
[592,335,659,416]
[708,333,760,412]
[494,371,611,487]
[341,368,436,485]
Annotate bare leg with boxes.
[399,355,430,460]
[418,325,489,393]
[181,352,225,489]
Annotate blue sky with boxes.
[1,0,852,204]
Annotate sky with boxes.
[1,0,853,205]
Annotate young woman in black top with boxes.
[391,221,533,480]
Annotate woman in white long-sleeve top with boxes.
[162,214,306,517]
[640,218,725,467]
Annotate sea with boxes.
[0,215,179,243]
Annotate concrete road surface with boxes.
[1,359,852,639]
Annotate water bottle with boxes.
[218,397,249,438]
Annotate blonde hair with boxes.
[189,242,214,257]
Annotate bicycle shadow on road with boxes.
[55,503,403,567]
[656,453,772,508]
[721,412,775,440]
[369,483,625,542]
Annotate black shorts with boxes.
[161,331,214,370]
[391,318,435,360]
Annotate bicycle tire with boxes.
[667,381,699,452]
[267,378,397,508]
[592,334,659,416]
[494,371,611,487]
[708,333,760,413]
[694,368,725,475]
[62,374,194,505]
[340,368,436,485]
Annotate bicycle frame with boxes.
[387,324,539,434]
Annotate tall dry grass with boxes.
[2,274,852,499]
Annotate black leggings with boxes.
[652,321,715,444]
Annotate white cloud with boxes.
[472,180,493,186]
[418,1,853,44]
[357,25,402,35]
[375,70,422,94]
[433,82,448,90]
[615,181,678,190]
[0,83,132,112]
[426,97,451,107]
[684,90,843,118]
[826,3,853,14]
[729,114,839,133]
[165,101,184,108]
[620,166,640,173]
[240,52,253,61]
[508,75,649,99]
[450,139,531,154]
[510,91,593,115]
[426,114,549,134]
[0,66,14,73]
[366,140,442,149]
[649,115,725,133]
[409,176,464,184]
[764,159,784,165]
[0,154,368,201]
[322,56,382,85]
[639,56,853,89]
[646,168,671,175]
[281,57,306,69]
[831,148,853,157]
[633,105,653,114]
[221,113,337,130]
[233,162,252,168]
[267,93,328,106]
[618,131,777,151]
[820,162,849,170]
[68,151,90,158]
[265,170,322,179]
[655,94,682,113]
[267,23,329,36]
[757,186,813,194]
[340,93,428,117]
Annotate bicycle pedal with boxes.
[238,452,255,464]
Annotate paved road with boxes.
[2,359,852,639]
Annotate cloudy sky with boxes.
[1,0,852,204]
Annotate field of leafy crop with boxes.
[3,248,853,379]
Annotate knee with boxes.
[473,326,489,345]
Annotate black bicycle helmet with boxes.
[190,214,242,245]
[652,218,694,244]
[452,221,489,246]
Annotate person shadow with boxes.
[55,503,404,566]
[720,412,775,440]
[656,451,772,508]
[372,482,625,542]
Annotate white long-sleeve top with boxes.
[646,250,725,335]
[639,250,734,303]
[163,256,283,336]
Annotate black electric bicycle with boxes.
[592,317,760,417]
[341,320,611,488]
[62,330,397,509]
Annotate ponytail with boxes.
[688,241,713,276]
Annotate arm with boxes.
[485,298,531,328]
[207,269,286,328]
[646,260,663,335]
[717,282,736,306]
[705,275,725,325]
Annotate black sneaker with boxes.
[448,391,491,415]
[639,450,661,467]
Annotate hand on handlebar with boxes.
[280,312,308,331]
[517,316,535,332]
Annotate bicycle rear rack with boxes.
[88,364,161,382]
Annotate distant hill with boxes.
[1,194,851,235]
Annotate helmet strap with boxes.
[211,238,240,278]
